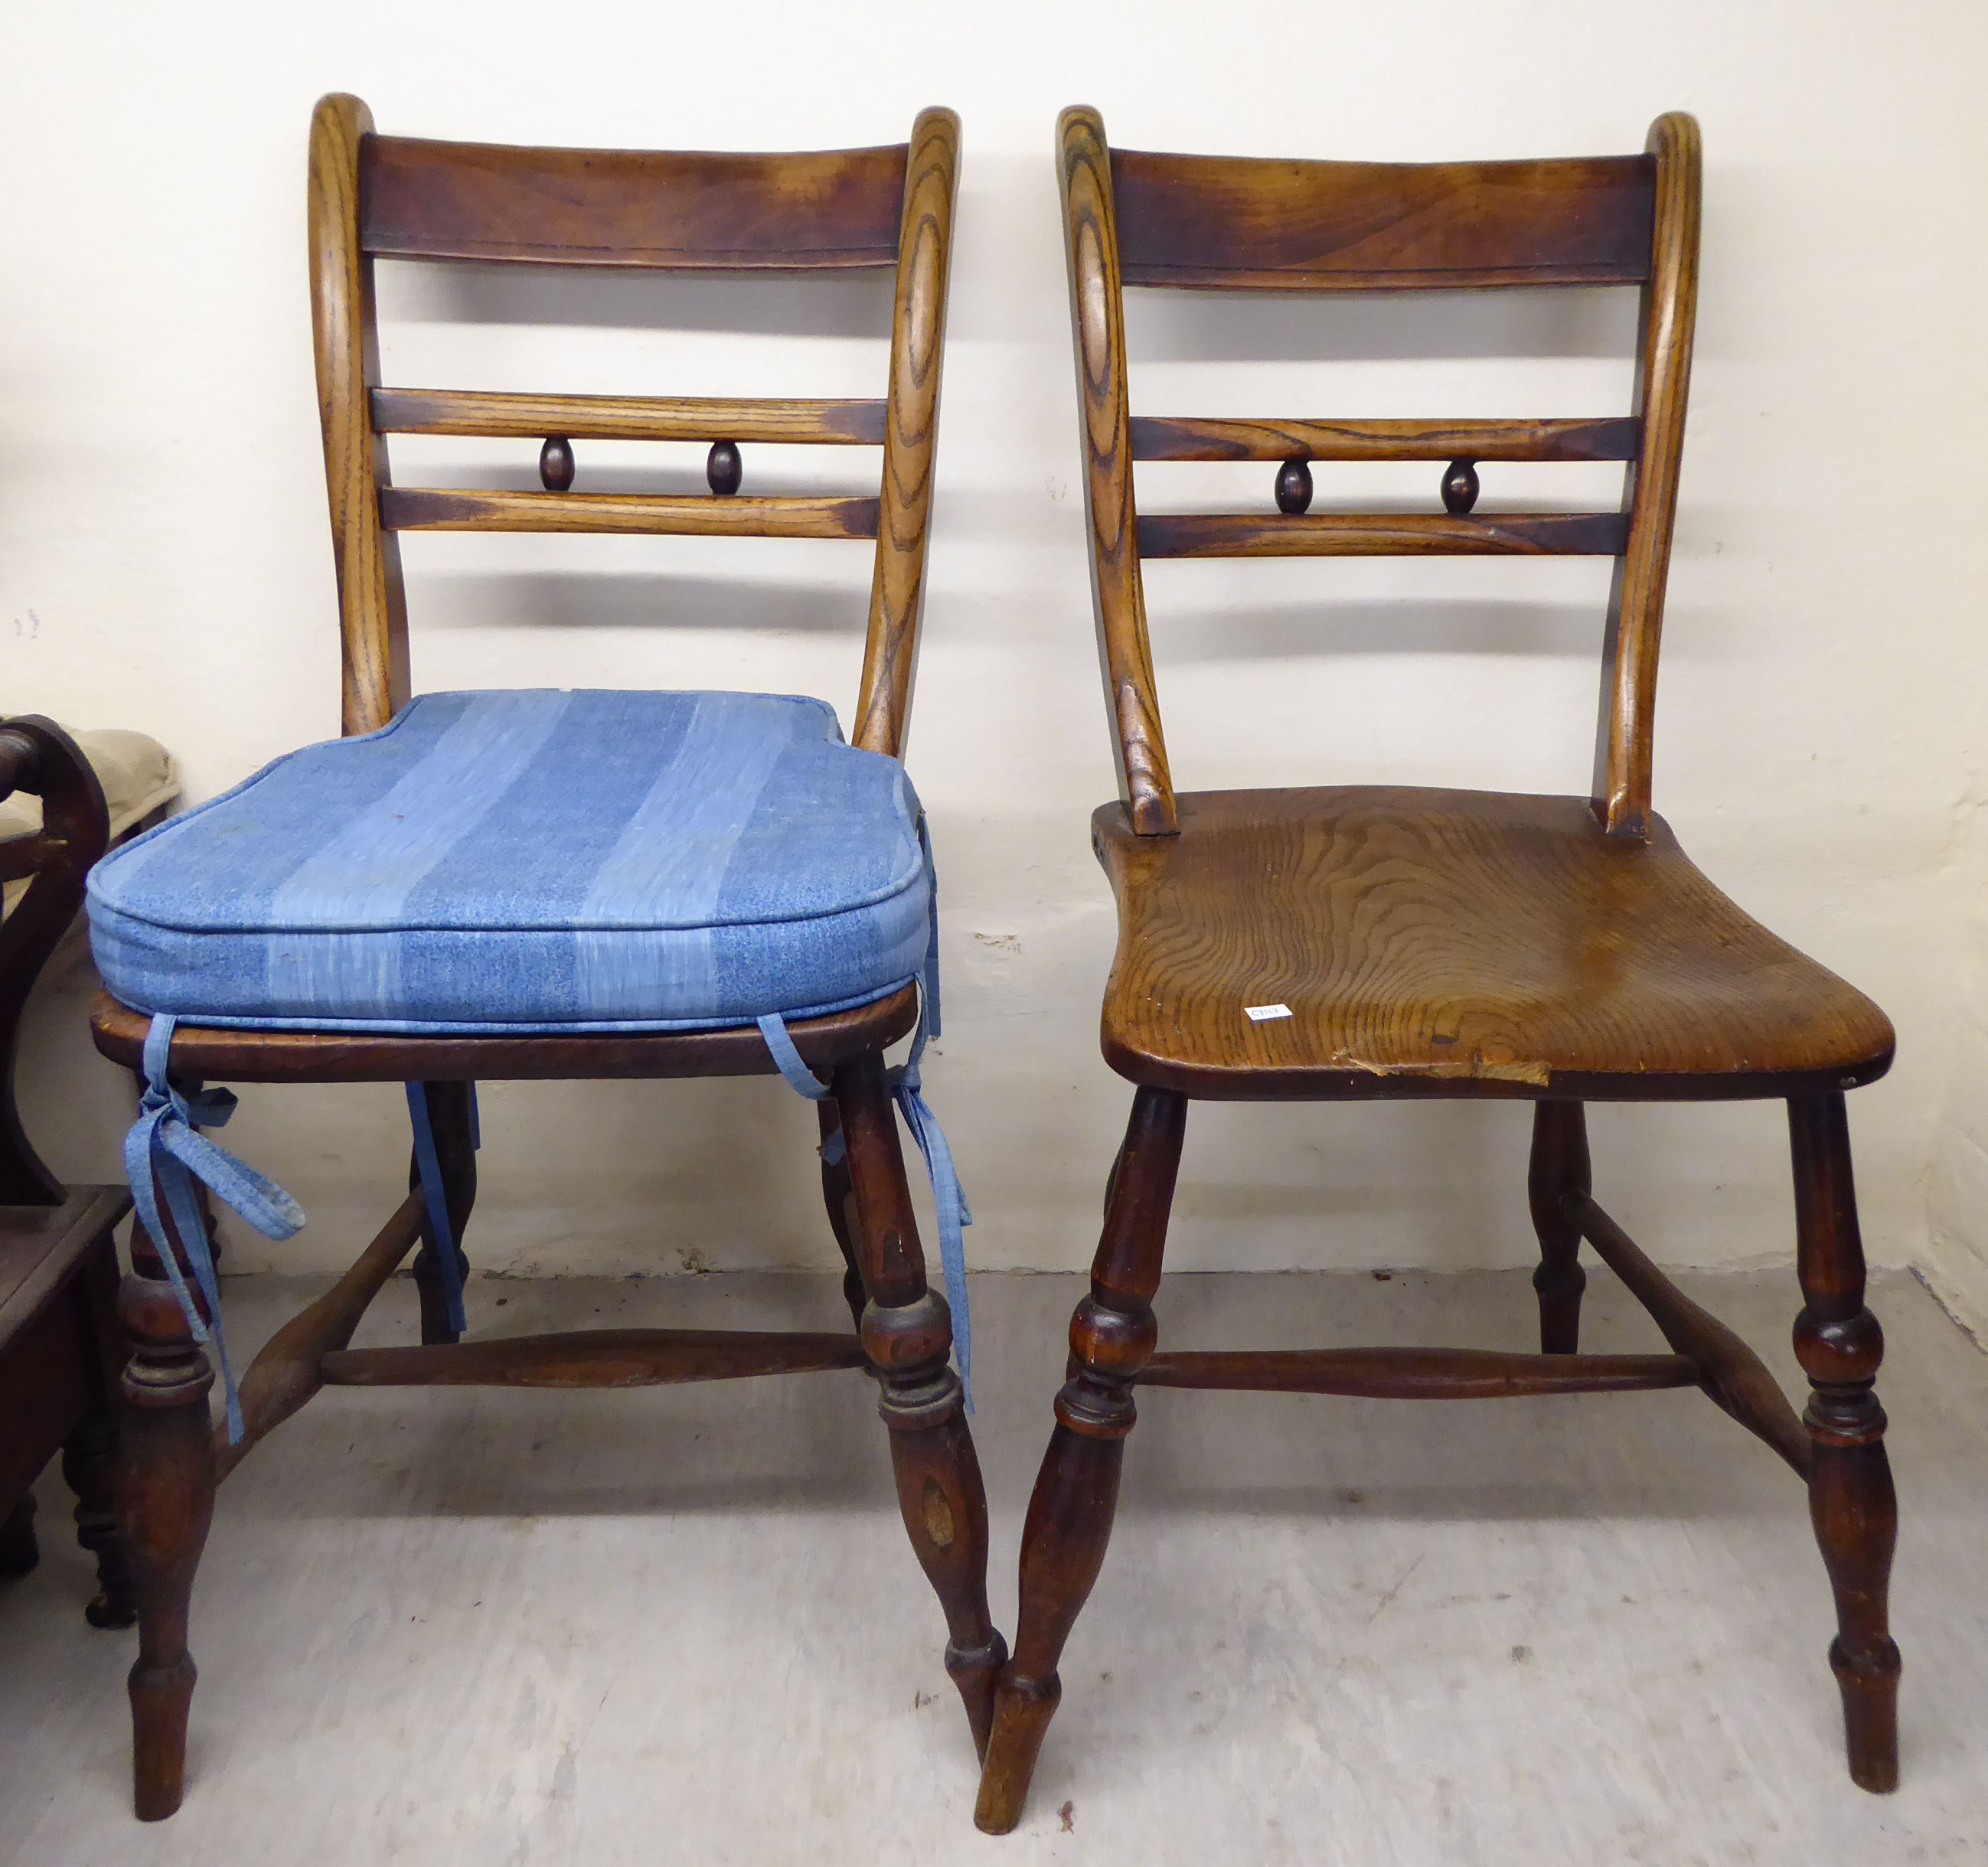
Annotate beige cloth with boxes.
[2,727,180,919]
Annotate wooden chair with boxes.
[87,96,1003,1821]
[974,109,1898,1832]
[0,717,134,1628]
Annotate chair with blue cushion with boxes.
[85,94,1001,1821]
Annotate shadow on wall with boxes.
[1157,597,1604,661]
[1125,282,1641,364]
[379,259,897,340]
[408,573,871,637]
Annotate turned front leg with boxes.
[1789,1092,1899,1793]
[409,1082,476,1346]
[1528,1102,1590,1354]
[119,1209,218,1820]
[835,1053,1005,1757]
[976,1085,1187,1835]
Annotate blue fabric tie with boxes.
[406,1084,475,1336]
[126,1014,305,1441]
[756,818,972,1407]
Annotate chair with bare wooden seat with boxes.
[84,95,1003,1822]
[974,108,1898,1833]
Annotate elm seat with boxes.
[1094,788,1896,1100]
[87,688,931,1034]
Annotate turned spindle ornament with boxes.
[1274,457,1313,515]
[1441,457,1480,514]
[707,439,743,496]
[538,436,574,492]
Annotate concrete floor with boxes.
[3,1264,1986,1865]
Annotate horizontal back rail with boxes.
[380,487,880,539]
[1129,415,1640,463]
[373,388,888,444]
[1138,511,1628,558]
[361,135,909,269]
[1112,149,1657,292]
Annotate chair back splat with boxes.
[91,100,1004,1824]
[311,94,959,758]
[975,111,1899,1836]
[1056,105,1699,840]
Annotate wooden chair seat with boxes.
[973,109,1904,1832]
[1094,788,1894,1101]
[90,982,917,1083]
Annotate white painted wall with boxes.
[8,1,1986,1304]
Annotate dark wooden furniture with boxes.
[974,109,1898,1833]
[91,96,1001,1821]
[1,716,135,1628]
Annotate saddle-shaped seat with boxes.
[1094,788,1893,1098]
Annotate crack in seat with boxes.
[1095,788,1895,1101]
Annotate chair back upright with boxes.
[309,95,960,758]
[0,719,108,1203]
[1056,106,1699,839]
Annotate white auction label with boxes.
[1244,1004,1293,1022]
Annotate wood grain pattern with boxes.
[1110,148,1655,291]
[379,486,880,539]
[1059,106,1175,834]
[1592,113,1700,837]
[1567,1191,1809,1474]
[320,1328,867,1387]
[1787,1094,1900,1791]
[216,1192,426,1481]
[834,1049,1004,1752]
[119,1183,217,1819]
[113,101,999,1820]
[1137,511,1627,558]
[315,98,956,772]
[1138,1346,1696,1397]
[361,135,907,269]
[853,106,959,758]
[90,984,919,1084]
[372,388,889,444]
[978,1086,1186,1833]
[311,95,410,736]
[1092,788,1895,1102]
[1008,106,1897,1829]
[1128,415,1640,463]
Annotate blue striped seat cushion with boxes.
[87,689,931,1033]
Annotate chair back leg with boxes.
[1789,1092,1900,1791]
[409,1082,477,1346]
[1529,1102,1591,1353]
[976,1084,1187,1834]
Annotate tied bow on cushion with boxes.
[125,1013,305,1441]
